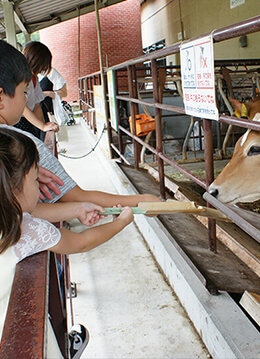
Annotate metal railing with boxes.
[78,16,260,255]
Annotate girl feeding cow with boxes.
[0,127,134,344]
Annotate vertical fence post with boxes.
[203,118,217,252]
[128,65,140,169]
[151,59,166,199]
[115,70,124,161]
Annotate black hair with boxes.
[0,40,32,97]
[0,127,39,253]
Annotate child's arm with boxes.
[50,207,133,254]
[32,202,105,226]
[56,83,67,99]
[23,106,59,132]
[43,83,67,99]
[61,187,161,208]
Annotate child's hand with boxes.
[116,206,134,226]
[43,122,59,133]
[111,204,122,221]
[38,166,64,200]
[76,202,105,226]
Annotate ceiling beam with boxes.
[14,11,27,33]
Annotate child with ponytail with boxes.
[0,127,133,356]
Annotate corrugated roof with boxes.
[0,0,125,36]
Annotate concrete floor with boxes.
[58,120,210,358]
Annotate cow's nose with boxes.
[208,188,219,198]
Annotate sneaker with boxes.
[69,324,89,359]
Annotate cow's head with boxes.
[209,112,260,204]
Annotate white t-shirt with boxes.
[0,213,61,341]
[27,78,45,111]
[38,68,67,91]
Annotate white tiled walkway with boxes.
[58,120,209,359]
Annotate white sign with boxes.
[94,85,105,119]
[107,70,118,131]
[230,0,245,9]
[180,35,218,121]
[94,85,109,154]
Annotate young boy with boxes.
[0,40,160,209]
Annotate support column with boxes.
[151,59,165,199]
[13,11,30,45]
[3,0,17,48]
[94,0,112,158]
[203,118,217,253]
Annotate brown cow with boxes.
[209,111,260,204]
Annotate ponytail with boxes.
[0,161,22,253]
[0,128,39,253]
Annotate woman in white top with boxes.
[0,127,133,346]
[40,67,69,131]
[40,67,67,99]
[14,42,59,138]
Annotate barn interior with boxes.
[0,1,259,358]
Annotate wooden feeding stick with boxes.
[101,200,231,222]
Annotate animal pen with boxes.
[1,14,260,359]
[79,15,260,300]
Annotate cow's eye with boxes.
[248,146,260,156]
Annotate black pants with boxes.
[40,76,54,142]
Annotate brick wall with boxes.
[40,0,143,101]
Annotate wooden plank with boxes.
[102,201,231,221]
[138,200,231,221]
[44,129,56,154]
[0,252,49,358]
[240,291,260,326]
